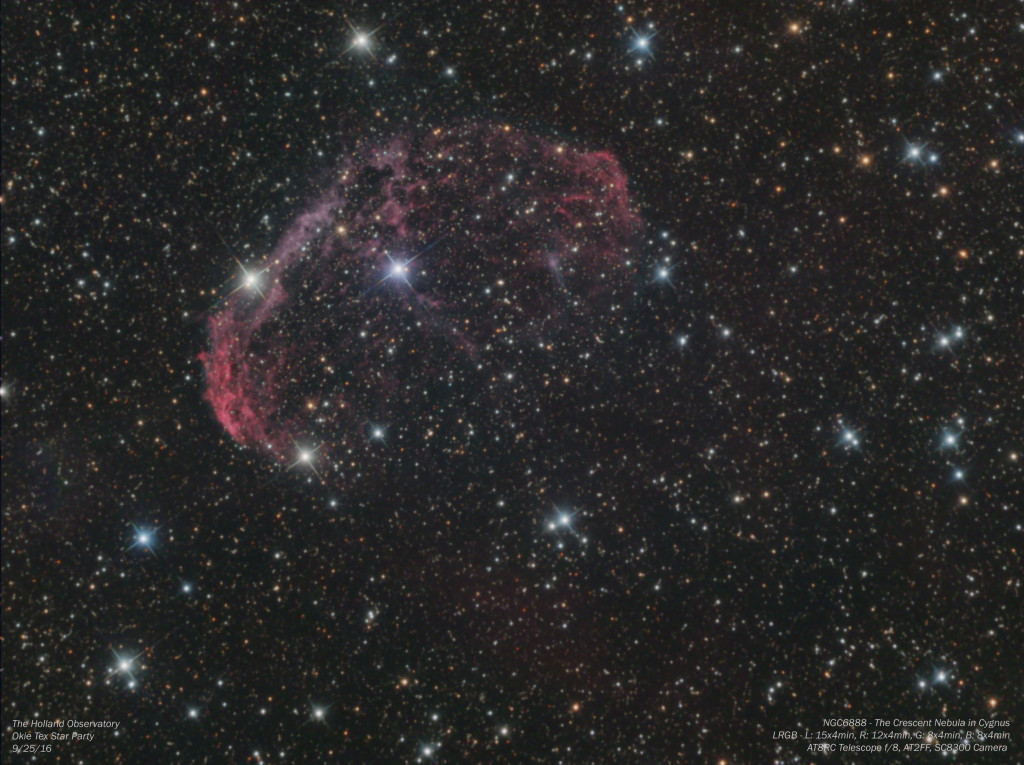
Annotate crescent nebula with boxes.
[201,123,641,484]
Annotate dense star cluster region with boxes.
[2,1,1021,764]
[202,124,640,479]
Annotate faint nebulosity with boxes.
[202,123,640,478]
[2,2,1020,764]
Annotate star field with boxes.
[2,1,1021,763]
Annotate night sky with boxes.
[2,2,1022,763]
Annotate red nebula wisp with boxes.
[201,123,640,474]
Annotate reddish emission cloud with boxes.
[201,123,640,480]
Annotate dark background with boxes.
[2,1,1021,763]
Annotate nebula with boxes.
[201,123,640,477]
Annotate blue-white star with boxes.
[837,424,862,449]
[652,261,677,288]
[627,25,657,58]
[904,141,939,165]
[128,524,158,555]
[938,429,962,451]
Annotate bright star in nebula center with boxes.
[201,124,639,478]
[385,256,412,287]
